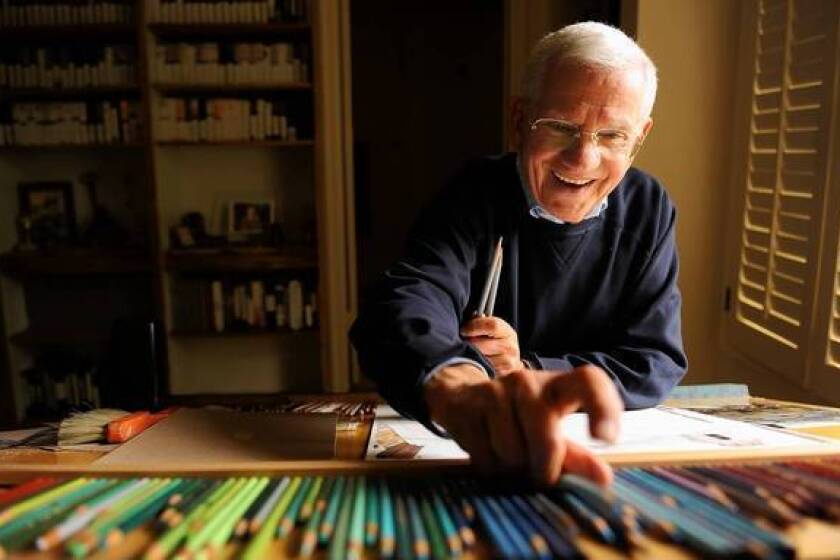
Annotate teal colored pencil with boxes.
[104,480,188,550]
[611,475,736,556]
[277,476,313,537]
[428,486,462,556]
[378,478,396,559]
[417,491,448,560]
[318,476,347,544]
[364,477,379,547]
[622,468,790,554]
[327,476,356,560]
[157,480,220,531]
[347,476,366,560]
[393,489,413,560]
[405,492,430,560]
[436,482,475,548]
[298,477,336,557]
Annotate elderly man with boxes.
[350,22,687,485]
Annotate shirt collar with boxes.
[516,155,608,225]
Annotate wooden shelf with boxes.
[148,22,309,36]
[0,86,140,99]
[9,328,110,347]
[0,24,135,41]
[0,250,151,277]
[165,249,317,272]
[170,327,318,338]
[0,143,145,151]
[155,139,312,148]
[153,82,311,93]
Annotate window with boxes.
[724,0,840,395]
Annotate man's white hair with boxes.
[521,21,658,119]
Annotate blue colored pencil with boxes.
[513,495,584,559]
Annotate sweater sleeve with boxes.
[525,204,687,409]
[349,180,496,426]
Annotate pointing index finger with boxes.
[541,365,622,443]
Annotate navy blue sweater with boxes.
[350,153,687,425]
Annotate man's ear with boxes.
[640,117,653,141]
[509,96,527,151]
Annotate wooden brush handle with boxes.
[106,408,176,443]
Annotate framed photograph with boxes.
[18,181,76,247]
[228,199,273,239]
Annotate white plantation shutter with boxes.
[726,0,840,382]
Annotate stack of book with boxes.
[156,96,295,142]
[0,45,136,89]
[153,41,307,84]
[172,277,317,333]
[148,0,306,24]
[0,1,133,26]
[0,99,141,146]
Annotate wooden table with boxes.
[3,399,840,558]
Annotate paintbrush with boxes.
[58,408,175,446]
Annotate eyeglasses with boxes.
[529,118,643,158]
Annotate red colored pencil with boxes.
[0,477,59,507]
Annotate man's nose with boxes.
[558,135,601,168]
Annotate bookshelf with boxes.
[0,0,357,425]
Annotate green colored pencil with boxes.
[418,491,448,560]
[143,478,237,560]
[0,478,90,526]
[298,476,323,521]
[240,476,302,560]
[183,477,259,554]
[200,477,269,557]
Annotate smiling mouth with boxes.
[552,171,595,188]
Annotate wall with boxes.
[632,0,832,403]
[632,0,739,385]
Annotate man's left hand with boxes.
[461,316,525,375]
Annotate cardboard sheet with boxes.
[95,408,336,465]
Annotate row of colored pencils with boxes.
[244,399,379,417]
[2,458,840,558]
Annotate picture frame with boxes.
[18,181,76,247]
[228,199,274,241]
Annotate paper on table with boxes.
[366,406,839,461]
[96,408,336,465]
